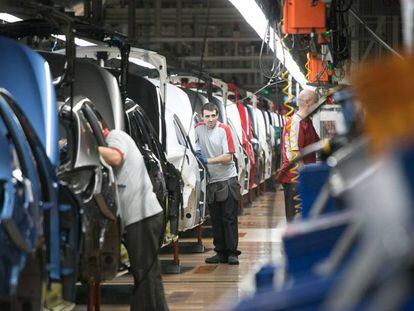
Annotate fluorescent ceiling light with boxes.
[0,13,22,23]
[228,0,309,88]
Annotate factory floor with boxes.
[75,187,286,311]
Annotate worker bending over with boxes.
[99,128,168,311]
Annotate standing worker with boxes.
[276,89,320,221]
[195,103,241,265]
[99,128,169,311]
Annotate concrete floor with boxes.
[75,189,286,310]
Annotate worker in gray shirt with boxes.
[99,128,168,311]
[195,102,241,265]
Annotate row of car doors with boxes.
[0,26,285,310]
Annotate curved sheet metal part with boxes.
[180,88,209,121]
[226,100,244,141]
[126,74,162,140]
[150,79,197,146]
[255,107,272,181]
[226,100,249,195]
[260,109,273,179]
[165,114,202,231]
[211,78,228,107]
[59,96,120,281]
[174,114,206,230]
[39,52,124,131]
[150,79,206,231]
[69,46,168,107]
[65,97,101,168]
[3,90,81,299]
[237,103,256,190]
[124,102,178,243]
[0,37,59,166]
[0,93,42,297]
[228,120,247,197]
[212,95,228,125]
[63,46,166,136]
[167,145,202,231]
[246,104,264,186]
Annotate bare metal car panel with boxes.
[59,97,120,282]
[226,101,250,196]
[124,101,180,243]
[172,114,207,230]
[38,52,124,131]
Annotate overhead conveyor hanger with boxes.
[211,77,228,107]
[168,68,215,102]
[0,2,129,104]
[0,6,130,310]
[170,74,229,108]
[68,45,169,149]
[72,46,168,107]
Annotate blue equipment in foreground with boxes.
[298,163,334,218]
[0,36,80,305]
[0,91,43,298]
[0,36,59,166]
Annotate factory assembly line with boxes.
[0,0,413,310]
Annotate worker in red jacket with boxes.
[276,89,320,221]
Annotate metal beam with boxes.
[361,16,385,61]
[155,0,161,37]
[140,37,261,43]
[206,68,262,74]
[349,8,402,58]
[180,55,275,61]
[91,0,102,24]
[84,0,91,19]
[128,0,136,42]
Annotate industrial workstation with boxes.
[0,0,412,310]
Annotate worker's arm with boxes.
[207,124,235,164]
[207,153,232,164]
[98,146,123,166]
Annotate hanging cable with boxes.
[259,21,280,80]
[281,70,302,214]
[240,80,285,102]
[305,54,311,81]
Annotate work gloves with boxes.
[195,150,208,165]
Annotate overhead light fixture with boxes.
[0,13,22,23]
[0,13,97,47]
[227,0,309,88]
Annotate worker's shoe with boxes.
[228,255,239,265]
[205,254,228,264]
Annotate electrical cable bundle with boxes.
[259,21,283,80]
[329,0,353,76]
